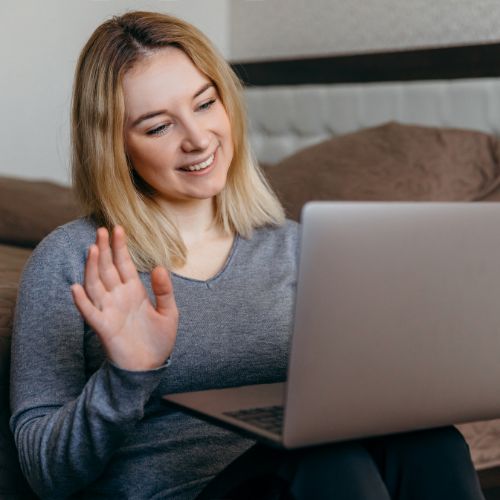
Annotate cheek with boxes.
[125,136,146,167]
[218,106,235,149]
[215,104,232,138]
[126,138,171,176]
[224,114,233,141]
[219,114,234,153]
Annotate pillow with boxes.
[0,244,35,497]
[263,122,500,221]
[0,176,80,247]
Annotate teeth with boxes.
[183,153,215,172]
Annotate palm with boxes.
[71,226,178,371]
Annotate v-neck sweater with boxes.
[10,216,299,499]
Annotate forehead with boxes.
[122,47,210,114]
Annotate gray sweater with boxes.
[10,217,299,499]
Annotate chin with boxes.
[190,188,225,201]
[192,177,228,200]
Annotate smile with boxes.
[180,153,215,172]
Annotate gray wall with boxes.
[230,0,500,61]
[1,0,229,184]
[3,0,500,184]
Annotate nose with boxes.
[180,118,210,153]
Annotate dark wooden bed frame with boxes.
[231,42,500,86]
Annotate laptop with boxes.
[164,202,500,449]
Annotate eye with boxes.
[146,123,171,137]
[197,98,216,111]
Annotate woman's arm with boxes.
[10,224,177,499]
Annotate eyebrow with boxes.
[130,83,214,127]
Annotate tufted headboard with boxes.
[231,43,500,164]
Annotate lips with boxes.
[178,150,216,172]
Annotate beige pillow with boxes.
[264,122,500,221]
[0,176,80,247]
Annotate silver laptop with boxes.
[164,202,500,449]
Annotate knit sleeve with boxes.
[9,226,167,499]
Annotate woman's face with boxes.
[123,47,234,206]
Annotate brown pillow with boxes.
[0,244,35,497]
[0,176,80,247]
[264,122,500,221]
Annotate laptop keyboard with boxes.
[223,405,284,435]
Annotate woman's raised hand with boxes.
[71,226,178,371]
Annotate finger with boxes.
[111,225,139,283]
[71,283,103,330]
[151,266,177,316]
[96,227,121,290]
[84,244,107,304]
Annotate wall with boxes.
[4,0,500,184]
[0,0,229,184]
[230,0,500,61]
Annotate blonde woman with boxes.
[10,11,484,500]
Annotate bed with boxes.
[2,42,500,498]
[231,41,500,473]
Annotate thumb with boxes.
[151,266,176,315]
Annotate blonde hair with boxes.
[72,11,284,271]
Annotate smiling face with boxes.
[123,47,234,208]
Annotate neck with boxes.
[156,197,227,246]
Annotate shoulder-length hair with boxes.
[72,11,284,271]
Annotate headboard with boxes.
[231,43,500,164]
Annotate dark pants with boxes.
[196,426,485,499]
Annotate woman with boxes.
[10,11,484,500]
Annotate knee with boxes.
[293,440,382,483]
[300,441,371,470]
[389,426,471,466]
[291,442,388,500]
[413,426,469,455]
